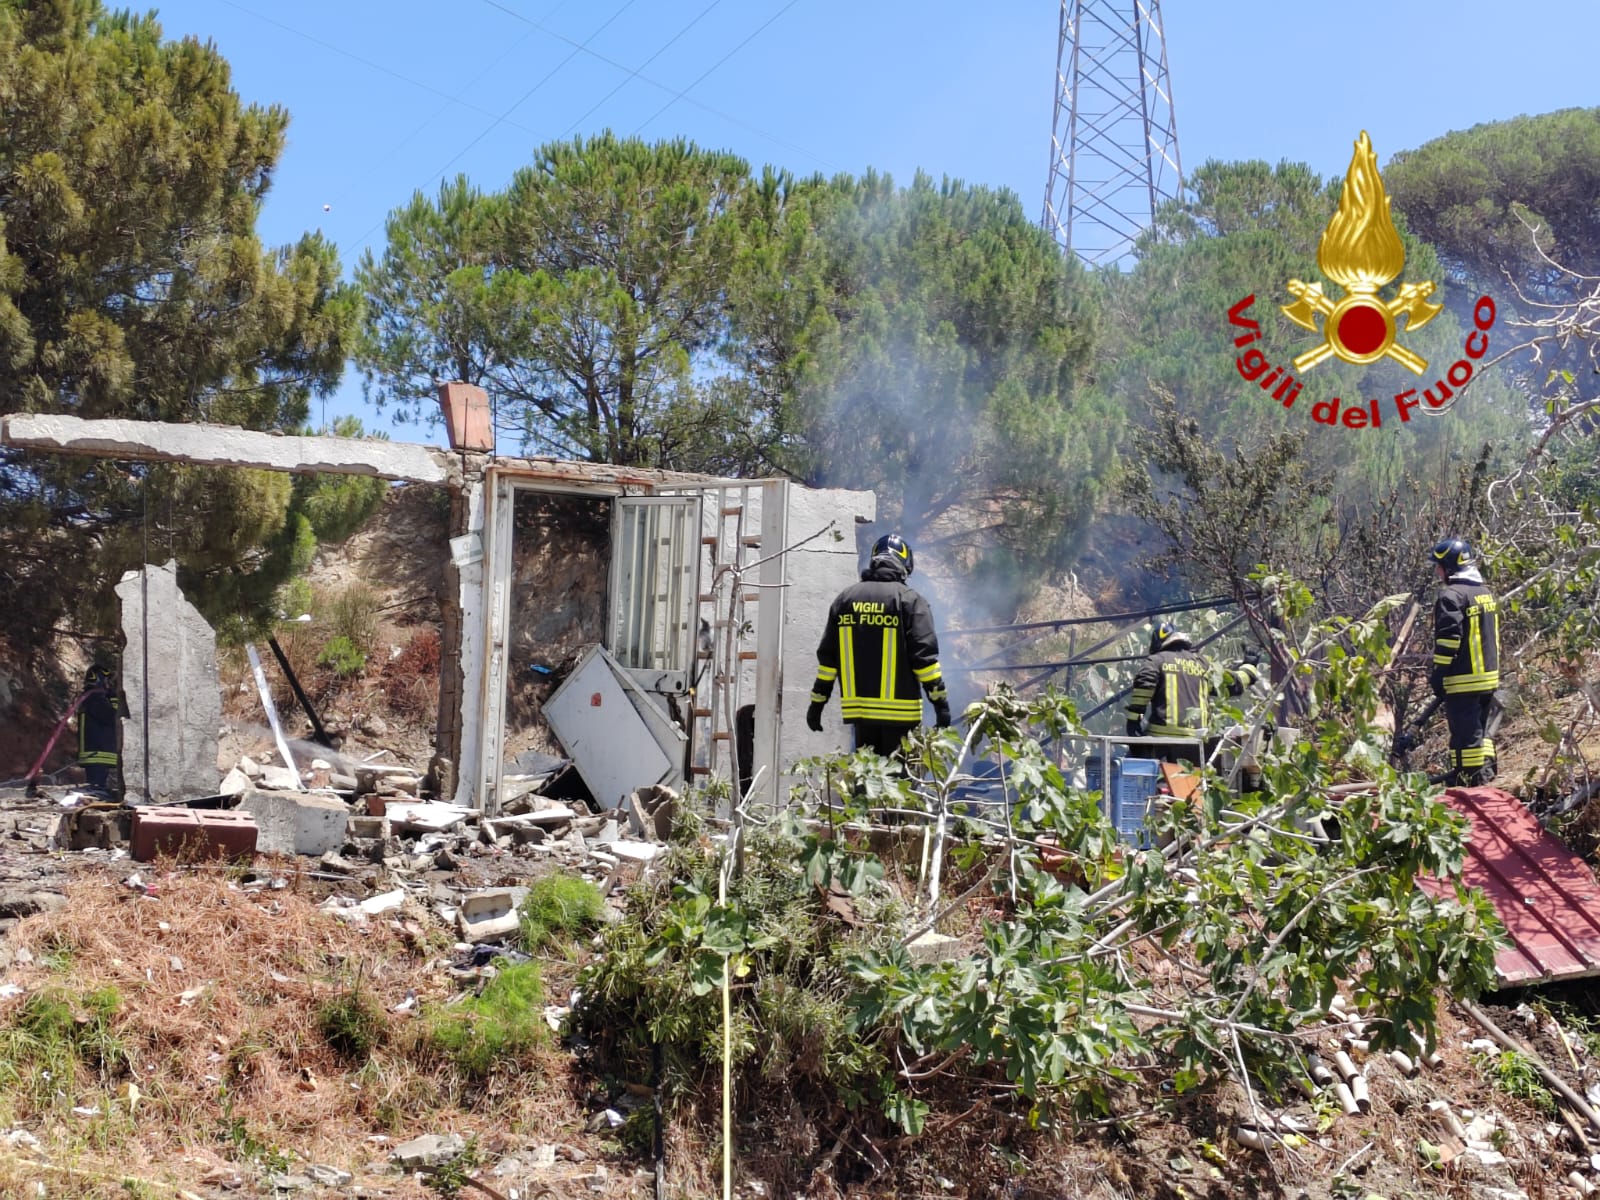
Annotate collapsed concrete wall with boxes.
[115,561,221,802]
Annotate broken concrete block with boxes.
[237,756,262,779]
[257,765,302,792]
[626,785,677,842]
[386,800,474,833]
[346,815,386,839]
[219,768,252,797]
[330,773,357,792]
[117,560,222,802]
[358,890,405,916]
[603,840,663,864]
[236,791,350,857]
[354,764,422,795]
[906,931,963,965]
[391,1133,465,1169]
[457,888,525,943]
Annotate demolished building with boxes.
[0,386,876,811]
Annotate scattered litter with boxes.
[0,984,23,1000]
[70,1105,100,1117]
[178,983,209,1005]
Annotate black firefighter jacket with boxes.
[1125,649,1212,738]
[811,562,947,725]
[1432,576,1499,697]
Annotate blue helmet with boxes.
[871,533,914,577]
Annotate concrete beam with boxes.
[1,413,454,485]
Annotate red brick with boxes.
[131,809,258,862]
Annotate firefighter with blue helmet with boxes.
[1430,536,1499,786]
[807,533,950,758]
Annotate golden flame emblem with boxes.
[1281,132,1441,374]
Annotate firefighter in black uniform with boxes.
[77,662,124,794]
[1125,622,1211,762]
[806,534,951,757]
[1125,622,1260,764]
[1430,537,1499,786]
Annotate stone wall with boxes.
[116,561,221,802]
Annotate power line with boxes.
[631,0,802,136]
[478,0,835,169]
[561,0,723,138]
[349,0,641,255]
[372,3,563,166]
[427,0,643,183]
[215,0,542,138]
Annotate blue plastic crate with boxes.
[1085,756,1163,847]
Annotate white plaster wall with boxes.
[451,481,487,808]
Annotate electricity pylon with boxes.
[1043,0,1182,267]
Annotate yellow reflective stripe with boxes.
[815,665,838,681]
[1433,655,1453,665]
[79,751,118,765]
[809,692,828,704]
[1164,671,1178,728]
[841,699,922,720]
[926,685,947,701]
[1443,672,1499,693]
[880,630,896,703]
[913,663,941,683]
[1482,739,1495,756]
[839,627,856,700]
[1147,723,1200,737]
[1436,638,1461,649]
[1129,688,1155,701]
[1469,612,1483,675]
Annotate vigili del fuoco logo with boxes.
[1227,132,1497,428]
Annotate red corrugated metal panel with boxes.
[1424,786,1600,986]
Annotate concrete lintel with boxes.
[488,457,758,493]
[1,413,454,485]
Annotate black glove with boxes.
[806,701,825,732]
[933,699,952,728]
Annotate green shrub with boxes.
[419,962,546,1080]
[317,635,367,677]
[328,581,381,651]
[519,876,606,950]
[317,988,387,1061]
[274,576,315,622]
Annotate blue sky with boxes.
[145,0,1600,442]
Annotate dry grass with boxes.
[382,628,442,725]
[0,865,596,1195]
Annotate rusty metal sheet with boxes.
[1427,786,1600,987]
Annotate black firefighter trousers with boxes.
[1443,691,1496,787]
